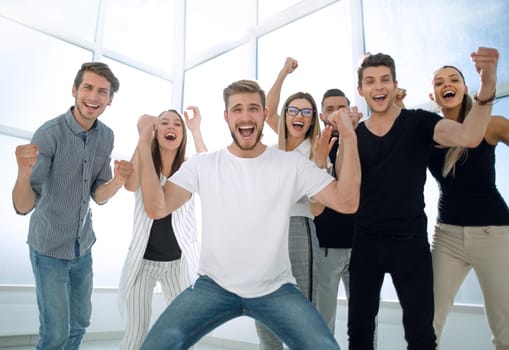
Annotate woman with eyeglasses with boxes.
[427,65,509,349]
[255,57,331,350]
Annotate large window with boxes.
[1,0,508,307]
[0,0,100,42]
[362,0,509,107]
[102,0,177,72]
[0,0,176,287]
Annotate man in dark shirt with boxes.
[314,88,357,333]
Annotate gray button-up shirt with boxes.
[26,107,114,259]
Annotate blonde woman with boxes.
[255,57,330,350]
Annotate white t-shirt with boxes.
[169,146,334,297]
[290,138,314,218]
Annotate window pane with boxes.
[258,0,301,21]
[102,0,176,72]
[0,17,92,133]
[362,0,509,108]
[185,0,253,59]
[493,96,509,201]
[183,45,252,152]
[257,1,355,145]
[0,135,35,284]
[0,0,99,42]
[89,185,134,287]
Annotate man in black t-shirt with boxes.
[314,89,357,333]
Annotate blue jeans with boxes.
[255,216,321,349]
[30,246,93,350]
[141,275,340,350]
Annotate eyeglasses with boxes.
[286,106,314,118]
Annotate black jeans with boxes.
[348,232,437,350]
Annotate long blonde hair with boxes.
[278,92,320,160]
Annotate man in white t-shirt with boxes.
[136,79,361,350]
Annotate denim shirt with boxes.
[26,107,114,259]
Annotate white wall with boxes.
[0,286,493,349]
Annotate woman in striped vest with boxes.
[118,107,207,350]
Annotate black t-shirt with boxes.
[428,139,509,226]
[314,141,357,248]
[144,213,182,261]
[355,109,441,237]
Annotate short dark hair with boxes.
[321,88,350,107]
[357,52,396,88]
[73,62,120,97]
[223,79,266,110]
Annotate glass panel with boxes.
[0,135,35,284]
[0,0,99,42]
[185,0,252,59]
[102,0,176,72]
[258,0,301,21]
[493,96,509,201]
[257,1,355,145]
[89,184,135,287]
[362,0,509,108]
[0,17,92,133]
[183,45,252,153]
[99,58,173,158]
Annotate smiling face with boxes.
[431,66,467,112]
[320,95,349,137]
[156,111,184,151]
[224,91,267,156]
[358,65,397,116]
[71,71,113,130]
[284,98,314,142]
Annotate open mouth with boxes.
[442,90,456,100]
[84,102,99,109]
[292,121,305,130]
[373,94,386,102]
[239,125,255,138]
[165,132,177,141]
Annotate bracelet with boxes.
[474,91,496,105]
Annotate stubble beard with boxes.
[230,128,263,151]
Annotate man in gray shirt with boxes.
[12,62,132,350]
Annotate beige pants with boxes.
[432,223,509,350]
